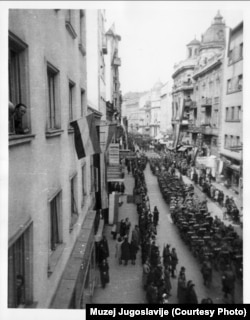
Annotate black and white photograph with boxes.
[0,0,249,318]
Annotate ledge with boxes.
[78,43,86,56]
[9,134,36,147]
[48,243,66,277]
[45,129,64,138]
[65,21,77,39]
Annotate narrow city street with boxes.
[92,156,243,304]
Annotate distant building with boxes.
[160,81,173,133]
[220,21,243,193]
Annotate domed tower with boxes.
[200,11,225,52]
[186,37,201,59]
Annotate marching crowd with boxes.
[95,144,241,304]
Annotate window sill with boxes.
[45,129,64,138]
[225,120,241,123]
[79,43,86,56]
[65,21,77,39]
[48,243,66,277]
[228,57,243,66]
[9,134,35,147]
[227,89,242,95]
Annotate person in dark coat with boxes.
[98,236,109,265]
[153,206,159,226]
[201,258,213,287]
[99,259,110,288]
[185,280,198,304]
[177,267,186,303]
[119,219,126,237]
[170,248,178,278]
[163,244,172,269]
[164,265,172,296]
[222,264,236,303]
[120,182,125,194]
[130,239,138,265]
[146,281,158,304]
[121,236,130,265]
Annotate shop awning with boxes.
[229,164,240,172]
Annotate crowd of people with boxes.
[95,141,241,304]
[150,155,242,304]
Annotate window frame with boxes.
[49,191,63,253]
[8,221,33,308]
[9,32,30,135]
[69,174,78,232]
[46,63,61,132]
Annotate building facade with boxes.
[171,39,200,147]
[192,12,226,157]
[220,21,243,192]
[8,9,98,308]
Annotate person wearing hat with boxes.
[185,280,198,304]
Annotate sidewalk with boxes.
[92,170,146,304]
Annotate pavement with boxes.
[92,169,147,304]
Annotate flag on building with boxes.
[70,113,101,159]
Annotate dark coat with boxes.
[185,284,198,304]
[129,240,137,260]
[121,239,130,261]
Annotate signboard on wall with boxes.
[109,143,120,165]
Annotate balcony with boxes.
[172,80,193,93]
[188,124,202,133]
[201,97,212,106]
[201,124,218,136]
[113,57,121,66]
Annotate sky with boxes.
[104,1,246,93]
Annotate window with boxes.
[239,43,243,59]
[69,80,75,123]
[9,32,29,134]
[81,89,86,117]
[236,136,240,146]
[49,192,62,251]
[8,223,33,308]
[70,175,78,232]
[47,63,60,130]
[78,10,86,55]
[237,75,243,90]
[227,79,232,93]
[236,106,241,121]
[226,107,229,121]
[230,135,234,148]
[231,107,235,121]
[188,48,192,58]
[224,135,228,148]
[228,49,233,64]
[90,163,95,192]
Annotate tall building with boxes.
[220,21,243,193]
[192,12,226,157]
[8,9,98,308]
[172,38,200,147]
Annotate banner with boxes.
[70,113,101,159]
